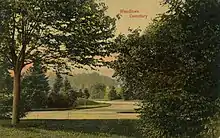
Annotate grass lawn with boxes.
[0,100,140,137]
[0,119,141,138]
[75,98,111,110]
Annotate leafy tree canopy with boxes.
[113,0,220,137]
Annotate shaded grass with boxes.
[0,119,141,138]
[31,99,111,111]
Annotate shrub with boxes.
[108,86,118,100]
[83,88,90,99]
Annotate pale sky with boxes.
[102,0,167,34]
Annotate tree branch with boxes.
[22,62,32,68]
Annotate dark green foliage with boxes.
[0,60,12,119]
[47,75,77,108]
[0,62,12,94]
[62,77,72,94]
[47,89,77,108]
[121,87,133,100]
[21,59,50,109]
[108,86,117,100]
[138,90,220,137]
[0,59,28,119]
[77,89,84,98]
[113,0,220,137]
[83,88,90,99]
[52,72,63,94]
[90,83,106,99]
[0,96,12,119]
[67,89,78,107]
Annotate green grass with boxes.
[75,98,106,106]
[75,98,111,109]
[0,119,141,138]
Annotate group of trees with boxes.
[47,73,92,108]
[0,0,116,125]
[113,0,220,137]
[47,73,77,108]
[89,83,120,100]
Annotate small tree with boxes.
[83,88,90,99]
[62,77,72,93]
[108,86,117,100]
[61,76,77,106]
[22,58,50,109]
[77,89,84,98]
[52,72,63,94]
[68,89,78,107]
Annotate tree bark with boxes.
[11,69,21,126]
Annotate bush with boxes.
[47,89,77,108]
[137,90,220,137]
[77,89,84,98]
[83,88,90,99]
[108,86,118,100]
[0,92,33,119]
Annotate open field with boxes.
[25,100,139,120]
[0,101,141,138]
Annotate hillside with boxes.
[48,72,118,89]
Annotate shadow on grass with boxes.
[30,103,111,111]
[1,119,142,137]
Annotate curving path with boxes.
[24,100,139,120]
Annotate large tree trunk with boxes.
[11,70,21,126]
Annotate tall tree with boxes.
[0,0,116,125]
[62,76,72,94]
[52,72,63,94]
[113,0,220,137]
[21,58,50,109]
